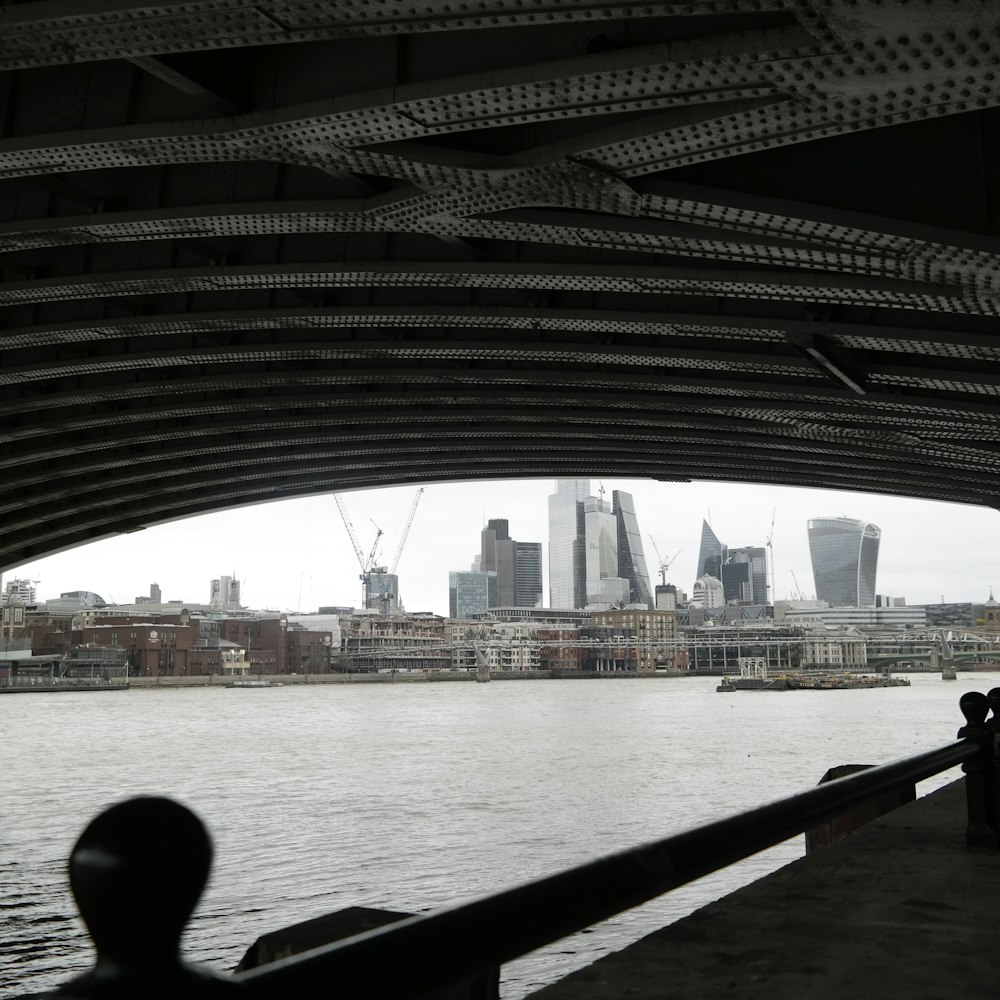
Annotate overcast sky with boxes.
[5,478,998,615]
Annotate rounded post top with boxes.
[986,688,1000,724]
[56,796,239,998]
[959,691,990,738]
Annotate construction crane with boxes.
[389,487,424,575]
[766,507,776,603]
[334,494,383,609]
[648,535,682,587]
[373,487,425,612]
[790,569,806,602]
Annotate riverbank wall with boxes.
[125,670,689,688]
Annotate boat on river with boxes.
[718,672,910,692]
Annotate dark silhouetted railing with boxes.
[40,691,1000,999]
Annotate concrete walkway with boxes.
[530,780,996,999]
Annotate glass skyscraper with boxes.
[723,546,768,604]
[807,517,880,607]
[584,495,629,607]
[548,479,589,608]
[449,570,499,617]
[549,481,653,609]
[613,489,653,609]
[697,520,727,579]
[514,541,543,608]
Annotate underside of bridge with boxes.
[2,0,999,569]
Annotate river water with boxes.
[2,672,993,998]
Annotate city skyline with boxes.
[3,478,998,616]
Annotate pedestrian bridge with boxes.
[3,0,1000,570]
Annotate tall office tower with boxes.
[514,541,543,608]
[612,490,653,608]
[723,546,768,604]
[150,582,162,604]
[480,518,509,573]
[584,495,630,607]
[481,517,515,605]
[548,479,589,608]
[481,518,543,607]
[696,519,728,579]
[807,517,881,607]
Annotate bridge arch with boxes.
[3,1,1000,570]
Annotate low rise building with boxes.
[684,625,805,675]
[341,611,449,672]
[591,608,681,672]
[450,622,542,671]
[798,626,869,670]
[784,606,926,628]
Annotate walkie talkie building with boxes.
[807,518,881,608]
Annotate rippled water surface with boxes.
[2,672,990,997]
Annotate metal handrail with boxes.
[236,738,980,999]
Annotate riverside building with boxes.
[590,608,680,672]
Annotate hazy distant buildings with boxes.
[807,517,880,607]
[210,575,242,612]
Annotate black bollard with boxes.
[53,796,240,998]
[985,688,1000,733]
[957,691,997,850]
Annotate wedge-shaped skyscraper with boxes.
[696,519,727,579]
[613,490,653,609]
[807,517,880,607]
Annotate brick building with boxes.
[590,608,681,672]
